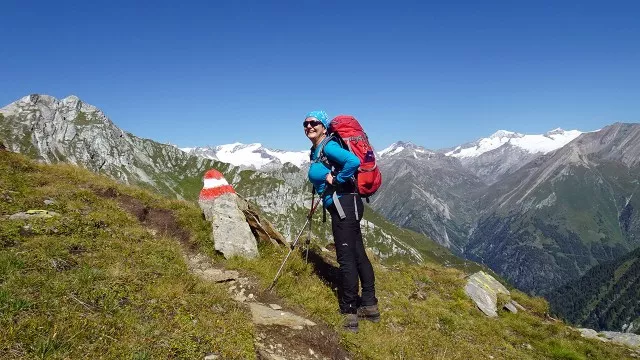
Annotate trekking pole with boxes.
[267,196,322,292]
[305,192,315,264]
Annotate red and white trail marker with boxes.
[198,168,258,259]
[199,169,236,201]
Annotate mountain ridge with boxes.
[0,93,472,268]
[178,127,586,172]
[180,143,309,170]
[3,93,639,334]
[466,122,640,293]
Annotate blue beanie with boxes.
[305,110,329,129]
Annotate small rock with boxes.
[248,293,254,300]
[234,294,247,303]
[511,300,526,311]
[204,354,220,360]
[269,304,282,310]
[50,257,77,271]
[44,199,56,205]
[309,348,316,356]
[410,290,427,300]
[197,268,239,283]
[9,210,60,220]
[1,192,13,203]
[20,224,33,236]
[211,304,225,313]
[258,349,289,360]
[292,325,304,330]
[249,303,317,328]
[503,302,518,314]
[189,253,208,265]
[577,328,609,342]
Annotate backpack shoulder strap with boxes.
[312,134,336,169]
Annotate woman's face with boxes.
[303,117,326,142]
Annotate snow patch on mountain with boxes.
[379,145,405,157]
[445,128,582,158]
[263,148,309,167]
[181,143,309,169]
[445,128,583,158]
[378,141,433,158]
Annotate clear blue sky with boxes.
[1,0,639,151]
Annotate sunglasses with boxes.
[303,120,323,128]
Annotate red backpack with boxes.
[316,115,382,200]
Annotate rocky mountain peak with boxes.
[545,127,566,136]
[567,122,640,166]
[4,94,106,125]
[488,130,524,139]
[0,94,216,198]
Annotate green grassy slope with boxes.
[1,151,635,359]
[0,152,254,359]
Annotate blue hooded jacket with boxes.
[308,138,360,207]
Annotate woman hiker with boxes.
[303,110,379,333]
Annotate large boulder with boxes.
[464,271,510,317]
[198,169,258,259]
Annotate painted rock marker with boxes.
[199,170,236,200]
[198,169,258,259]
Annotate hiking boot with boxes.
[357,304,380,323]
[342,313,358,333]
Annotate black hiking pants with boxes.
[328,194,377,314]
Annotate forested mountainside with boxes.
[549,247,640,334]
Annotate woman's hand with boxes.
[326,173,334,185]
